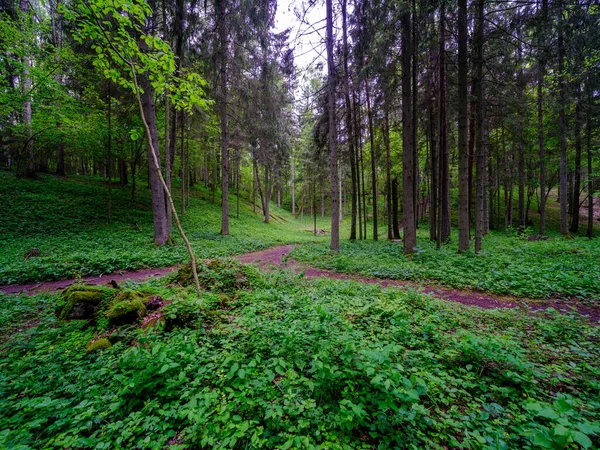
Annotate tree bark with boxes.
[586,78,594,238]
[140,74,170,245]
[558,9,568,236]
[457,0,469,252]
[402,6,416,254]
[291,153,296,215]
[326,0,339,251]
[218,0,230,236]
[570,83,582,233]
[474,0,485,253]
[342,0,357,241]
[392,177,400,239]
[437,5,450,246]
[384,109,392,240]
[365,79,378,241]
[20,0,35,178]
[537,0,548,235]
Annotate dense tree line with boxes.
[1,0,598,254]
[303,0,598,253]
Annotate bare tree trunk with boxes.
[402,6,416,254]
[518,141,525,231]
[365,79,378,241]
[181,111,186,215]
[570,83,582,233]
[457,0,469,252]
[392,177,400,239]
[20,0,35,178]
[412,0,419,229]
[326,0,339,251]
[474,0,485,253]
[437,5,450,246]
[384,109,392,240]
[342,0,357,240]
[140,75,170,245]
[538,0,548,235]
[428,61,437,242]
[586,78,594,238]
[558,9,568,236]
[291,153,296,215]
[163,0,173,232]
[218,0,230,235]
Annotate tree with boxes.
[69,0,212,297]
[326,0,339,252]
[402,2,416,254]
[457,0,469,252]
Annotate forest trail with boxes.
[2,244,598,322]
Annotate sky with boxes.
[274,0,327,72]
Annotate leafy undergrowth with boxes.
[1,265,599,449]
[0,171,328,285]
[289,232,600,301]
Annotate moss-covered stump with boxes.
[56,285,116,321]
[174,259,258,294]
[104,289,162,324]
[85,338,111,354]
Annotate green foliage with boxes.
[1,272,599,448]
[0,172,327,285]
[106,299,146,323]
[290,232,600,300]
[85,337,111,354]
[174,259,259,294]
[64,0,211,112]
[56,284,116,320]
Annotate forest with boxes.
[1,0,599,448]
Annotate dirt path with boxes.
[0,267,178,296]
[236,245,600,322]
[2,245,598,322]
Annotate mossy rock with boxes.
[141,314,165,330]
[106,299,146,324]
[114,289,150,303]
[86,338,111,354]
[174,259,257,294]
[57,284,117,321]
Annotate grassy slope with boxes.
[291,189,600,301]
[1,272,599,449]
[0,171,329,285]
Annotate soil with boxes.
[0,267,178,296]
[235,245,600,323]
[2,245,598,323]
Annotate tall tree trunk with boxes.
[342,0,357,240]
[570,83,582,233]
[20,0,35,178]
[518,141,525,230]
[412,0,419,228]
[392,177,400,239]
[140,75,169,245]
[558,9,568,235]
[384,108,392,240]
[365,79,378,241]
[438,5,450,246]
[457,0,469,252]
[428,62,437,242]
[586,78,594,238]
[326,0,339,251]
[291,153,296,215]
[537,0,548,234]
[474,0,485,253]
[218,0,230,235]
[181,111,186,215]
[163,0,172,232]
[402,6,416,254]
